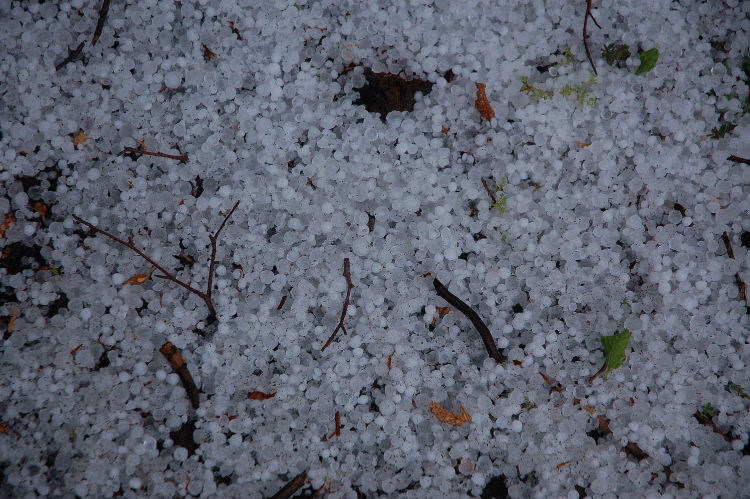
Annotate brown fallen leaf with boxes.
[475,83,495,121]
[436,306,451,316]
[7,307,19,334]
[73,129,87,147]
[0,213,16,237]
[576,140,591,148]
[248,390,277,400]
[123,265,156,285]
[34,202,48,217]
[429,401,472,427]
[201,43,216,61]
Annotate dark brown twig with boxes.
[55,41,85,71]
[693,411,732,442]
[91,0,112,46]
[159,342,200,409]
[588,365,606,384]
[321,258,353,351]
[120,147,189,163]
[583,0,601,75]
[433,278,504,363]
[269,472,307,499]
[481,177,497,204]
[721,232,749,311]
[73,201,239,318]
[277,295,287,310]
[728,155,750,166]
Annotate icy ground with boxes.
[2,0,750,497]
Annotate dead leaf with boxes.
[582,405,596,415]
[248,390,277,400]
[387,353,393,372]
[201,43,216,61]
[429,401,472,426]
[138,139,148,149]
[0,421,8,434]
[441,126,450,134]
[0,213,16,237]
[7,307,18,334]
[475,83,495,121]
[73,129,87,147]
[123,265,156,285]
[34,202,48,217]
[556,460,572,469]
[436,307,451,316]
[576,141,591,148]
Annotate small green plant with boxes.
[520,76,553,102]
[500,233,514,249]
[491,178,508,213]
[729,383,750,400]
[710,122,736,139]
[522,396,536,410]
[621,297,631,308]
[701,403,714,418]
[600,329,630,380]
[602,43,630,66]
[558,47,574,67]
[635,47,659,75]
[560,75,599,106]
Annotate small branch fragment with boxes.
[119,146,189,163]
[728,155,750,166]
[481,177,498,204]
[321,258,353,352]
[73,201,239,319]
[583,0,601,75]
[326,411,341,440]
[159,342,200,409]
[721,232,749,311]
[433,278,504,363]
[91,0,112,46]
[277,295,287,310]
[693,411,732,442]
[55,41,85,71]
[269,472,307,499]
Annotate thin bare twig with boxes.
[583,0,601,75]
[481,177,497,204]
[120,147,189,163]
[55,41,85,71]
[159,342,200,409]
[721,232,749,311]
[269,472,307,499]
[73,201,239,318]
[322,258,353,351]
[728,155,750,166]
[433,278,504,363]
[693,411,732,442]
[91,0,112,46]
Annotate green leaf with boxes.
[701,403,713,418]
[600,329,630,380]
[635,47,659,75]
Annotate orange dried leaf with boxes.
[387,353,394,372]
[475,83,495,121]
[556,460,572,469]
[441,126,450,134]
[0,213,16,237]
[248,390,277,400]
[7,307,19,334]
[583,405,596,415]
[138,139,148,149]
[576,141,591,148]
[436,306,451,316]
[70,344,83,355]
[201,43,216,60]
[429,401,472,427]
[34,202,48,217]
[73,129,87,147]
[0,421,8,433]
[123,265,156,285]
